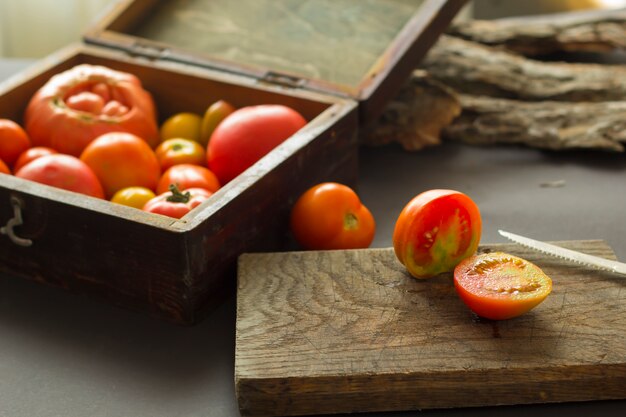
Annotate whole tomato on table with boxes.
[290,182,375,250]
[393,189,482,279]
[24,64,159,156]
[143,185,212,219]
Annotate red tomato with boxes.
[15,154,104,198]
[157,164,220,195]
[0,119,31,167]
[0,158,10,175]
[454,252,553,320]
[155,138,206,171]
[80,132,161,198]
[290,182,375,250]
[143,186,212,219]
[393,189,482,279]
[24,64,159,156]
[13,146,58,172]
[207,104,306,184]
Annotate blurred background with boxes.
[1,0,626,59]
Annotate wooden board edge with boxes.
[235,363,626,416]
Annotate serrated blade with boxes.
[498,230,626,277]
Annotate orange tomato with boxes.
[155,138,206,171]
[80,132,161,198]
[393,189,482,279]
[290,182,375,250]
[454,252,553,320]
[0,119,31,167]
[110,186,156,209]
[157,164,220,195]
[0,158,10,174]
[14,146,58,172]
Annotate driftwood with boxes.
[445,95,626,152]
[449,7,626,56]
[363,8,626,152]
[361,70,461,150]
[419,35,626,102]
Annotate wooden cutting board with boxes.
[235,241,626,416]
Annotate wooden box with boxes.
[0,0,465,324]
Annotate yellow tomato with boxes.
[160,112,202,143]
[110,186,156,209]
[200,100,235,147]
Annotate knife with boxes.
[498,230,626,277]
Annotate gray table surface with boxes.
[1,59,625,417]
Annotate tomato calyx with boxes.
[343,212,359,230]
[166,184,191,203]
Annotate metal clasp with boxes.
[259,71,305,89]
[1,195,33,247]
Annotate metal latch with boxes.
[1,195,32,247]
[259,71,305,89]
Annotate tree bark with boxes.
[419,35,626,102]
[448,7,626,56]
[444,95,626,152]
[362,18,626,152]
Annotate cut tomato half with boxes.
[454,252,553,320]
[393,189,482,279]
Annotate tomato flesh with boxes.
[454,252,553,320]
[393,189,481,279]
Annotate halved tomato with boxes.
[454,252,553,320]
[393,189,481,279]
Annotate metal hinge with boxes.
[259,71,305,89]
[127,41,171,60]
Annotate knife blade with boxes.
[498,230,626,277]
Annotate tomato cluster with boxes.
[0,64,308,219]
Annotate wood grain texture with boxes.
[235,241,626,416]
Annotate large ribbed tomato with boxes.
[24,64,159,156]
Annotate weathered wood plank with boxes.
[236,241,626,416]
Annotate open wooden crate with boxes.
[0,0,465,324]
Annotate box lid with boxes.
[84,0,466,122]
